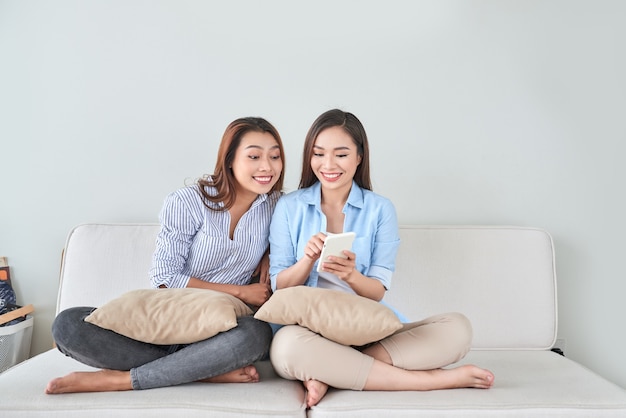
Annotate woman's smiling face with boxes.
[311,126,362,193]
[231,131,283,200]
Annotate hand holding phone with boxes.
[316,232,356,273]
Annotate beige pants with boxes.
[270,312,472,390]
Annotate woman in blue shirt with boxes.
[269,109,494,407]
[47,117,285,394]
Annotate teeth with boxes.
[323,173,341,179]
[255,176,272,182]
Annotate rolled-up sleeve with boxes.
[366,198,400,290]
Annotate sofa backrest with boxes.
[57,224,557,350]
[383,225,557,350]
[56,223,160,313]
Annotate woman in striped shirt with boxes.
[46,117,285,394]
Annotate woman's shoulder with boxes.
[363,188,392,200]
[277,187,313,206]
[165,183,219,211]
[168,184,203,201]
[360,187,395,206]
[353,183,391,203]
[264,190,283,207]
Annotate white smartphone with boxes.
[316,232,356,273]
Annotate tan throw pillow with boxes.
[85,288,253,344]
[254,286,402,346]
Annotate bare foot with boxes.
[303,379,329,408]
[420,365,494,390]
[364,361,494,391]
[199,365,260,383]
[45,370,132,394]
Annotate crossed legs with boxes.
[270,313,495,407]
[46,307,272,393]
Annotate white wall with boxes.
[1,0,625,388]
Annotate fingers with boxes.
[259,271,270,285]
[244,282,272,306]
[334,250,356,267]
[304,233,326,260]
[258,282,271,297]
[320,251,356,279]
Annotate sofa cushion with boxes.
[254,286,402,346]
[306,350,626,418]
[0,350,307,418]
[85,288,252,344]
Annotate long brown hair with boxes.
[299,109,372,190]
[198,117,285,210]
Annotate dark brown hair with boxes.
[299,109,372,190]
[198,117,285,210]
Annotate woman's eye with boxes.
[248,155,260,160]
[313,153,324,157]
[336,154,348,158]
[271,155,281,160]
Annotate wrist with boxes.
[344,269,359,285]
[229,284,243,299]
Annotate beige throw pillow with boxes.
[254,286,402,346]
[85,288,253,344]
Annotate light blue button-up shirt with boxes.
[269,181,404,319]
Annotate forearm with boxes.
[186,277,272,307]
[344,272,386,301]
[275,256,316,289]
[186,277,243,298]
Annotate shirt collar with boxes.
[250,192,269,208]
[210,190,269,210]
[300,181,364,210]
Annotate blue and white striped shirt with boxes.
[150,184,281,289]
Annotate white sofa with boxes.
[1,223,625,417]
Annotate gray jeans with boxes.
[52,307,272,390]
